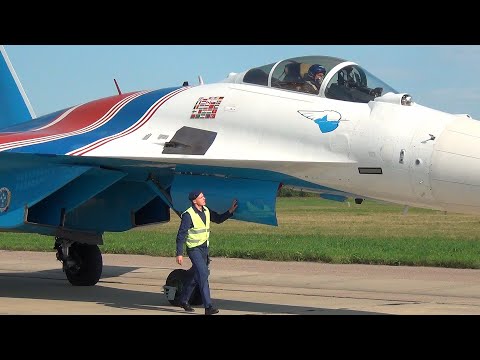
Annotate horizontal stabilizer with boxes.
[0,46,35,128]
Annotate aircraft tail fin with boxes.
[0,45,36,127]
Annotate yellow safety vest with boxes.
[184,206,210,249]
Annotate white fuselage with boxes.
[86,83,480,215]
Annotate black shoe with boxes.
[205,306,219,315]
[180,302,194,312]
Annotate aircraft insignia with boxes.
[298,110,342,133]
[0,187,11,213]
[191,96,224,119]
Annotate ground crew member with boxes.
[175,190,238,315]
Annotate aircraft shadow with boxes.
[0,265,385,315]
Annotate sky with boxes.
[4,45,480,119]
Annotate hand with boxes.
[229,199,238,214]
[176,255,183,266]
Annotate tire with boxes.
[65,243,103,286]
[165,268,203,306]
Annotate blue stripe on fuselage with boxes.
[6,87,181,155]
[0,109,67,133]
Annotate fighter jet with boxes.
[1,47,478,286]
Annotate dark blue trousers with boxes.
[179,244,212,308]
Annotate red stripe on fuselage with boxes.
[72,87,187,156]
[0,92,138,145]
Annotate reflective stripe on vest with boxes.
[184,206,210,248]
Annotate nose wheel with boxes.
[54,238,103,286]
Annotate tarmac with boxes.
[1,250,480,315]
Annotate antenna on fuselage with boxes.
[198,75,204,85]
[114,79,122,95]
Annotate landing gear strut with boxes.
[54,237,103,286]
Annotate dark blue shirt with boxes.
[176,205,233,256]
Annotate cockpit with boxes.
[221,55,398,104]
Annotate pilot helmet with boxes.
[307,64,327,86]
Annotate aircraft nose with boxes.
[430,115,480,214]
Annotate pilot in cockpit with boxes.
[302,64,327,94]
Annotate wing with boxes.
[0,84,355,237]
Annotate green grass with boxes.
[2,197,480,269]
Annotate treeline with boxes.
[278,188,317,197]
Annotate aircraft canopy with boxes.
[222,55,398,104]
